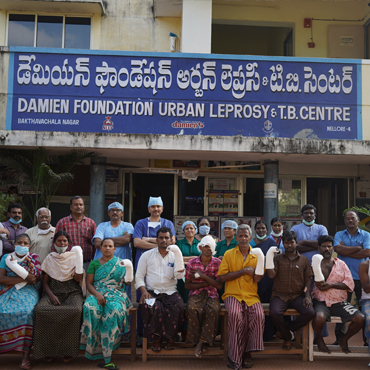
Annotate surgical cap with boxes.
[108,202,123,211]
[148,196,163,207]
[222,220,238,230]
[197,235,216,255]
[181,221,197,233]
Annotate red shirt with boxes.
[51,214,96,261]
[185,256,221,299]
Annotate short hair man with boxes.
[135,227,185,352]
[312,235,364,354]
[26,208,55,263]
[0,203,27,257]
[218,224,265,369]
[92,202,133,297]
[334,209,370,345]
[267,231,315,350]
[291,204,328,263]
[52,196,96,268]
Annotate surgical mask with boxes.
[10,218,22,224]
[271,230,283,237]
[302,219,315,226]
[256,234,267,240]
[55,246,68,254]
[15,245,29,256]
[199,225,210,236]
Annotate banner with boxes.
[7,49,360,139]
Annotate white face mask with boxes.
[55,246,68,254]
[271,230,283,237]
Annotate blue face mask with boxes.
[10,218,22,224]
[199,225,210,236]
[256,234,267,240]
[15,245,29,256]
[302,219,315,226]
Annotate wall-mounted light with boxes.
[170,32,178,52]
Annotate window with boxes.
[8,14,91,49]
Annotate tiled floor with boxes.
[2,323,369,369]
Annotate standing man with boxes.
[133,196,176,269]
[267,231,315,351]
[135,227,185,352]
[334,209,370,345]
[92,201,133,297]
[1,203,27,257]
[291,204,328,262]
[312,235,364,354]
[218,224,265,370]
[52,196,96,269]
[26,207,55,263]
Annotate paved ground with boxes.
[2,323,369,369]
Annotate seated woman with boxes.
[33,231,85,362]
[185,236,222,358]
[194,217,218,243]
[80,238,133,370]
[0,233,41,370]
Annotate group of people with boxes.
[0,197,370,370]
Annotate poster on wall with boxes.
[208,190,239,216]
[7,48,361,140]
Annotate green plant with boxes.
[0,148,96,225]
[0,193,17,222]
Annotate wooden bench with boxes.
[141,306,228,362]
[7,304,138,362]
[141,302,309,362]
[308,317,368,361]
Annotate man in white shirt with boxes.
[26,207,55,263]
[135,227,185,352]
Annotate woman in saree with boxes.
[0,233,41,370]
[33,231,84,362]
[80,238,133,370]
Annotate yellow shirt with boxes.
[218,245,260,306]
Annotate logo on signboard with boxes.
[263,120,273,134]
[171,121,205,129]
[102,116,114,131]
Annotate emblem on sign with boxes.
[263,120,273,134]
[102,116,114,131]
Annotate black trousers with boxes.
[335,279,366,343]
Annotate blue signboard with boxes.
[7,48,361,140]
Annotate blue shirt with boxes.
[334,228,370,280]
[290,223,328,263]
[92,221,134,260]
[132,217,176,268]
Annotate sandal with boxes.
[151,338,162,352]
[164,340,175,350]
[20,360,31,370]
[242,353,253,368]
[282,340,292,350]
[97,363,119,370]
[227,358,238,370]
[45,357,53,363]
[63,356,72,363]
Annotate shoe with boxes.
[332,340,339,345]
[97,363,119,370]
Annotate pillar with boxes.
[181,0,212,53]
[263,160,279,233]
[89,157,106,225]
